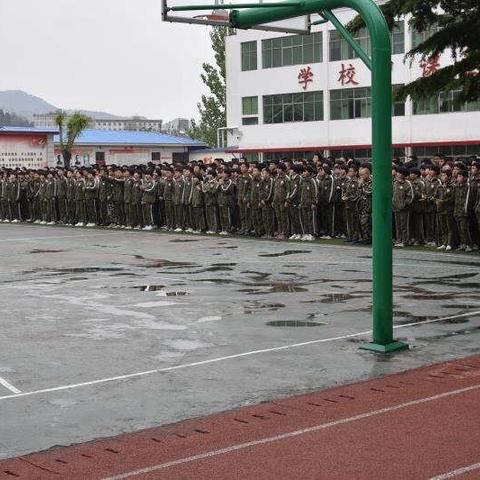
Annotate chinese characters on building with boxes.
[298,66,313,90]
[338,63,359,86]
[419,54,440,77]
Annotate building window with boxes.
[263,91,324,124]
[330,86,405,120]
[242,96,259,125]
[241,41,257,71]
[262,33,322,69]
[242,96,258,115]
[411,23,440,49]
[330,87,371,119]
[392,85,406,116]
[329,21,404,61]
[412,144,480,159]
[413,90,480,115]
[152,152,161,162]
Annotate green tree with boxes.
[55,111,90,168]
[348,0,480,103]
[189,26,227,147]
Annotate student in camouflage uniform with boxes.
[182,167,194,232]
[74,170,86,226]
[237,162,252,235]
[436,170,455,251]
[84,170,98,226]
[65,170,77,225]
[424,165,441,246]
[392,166,414,247]
[286,165,302,240]
[250,165,264,237]
[453,169,472,251]
[0,173,10,221]
[55,169,68,224]
[358,165,373,244]
[317,165,335,239]
[260,167,275,238]
[173,168,185,232]
[409,168,426,245]
[333,164,347,238]
[299,166,317,241]
[123,169,134,229]
[44,172,56,224]
[217,168,235,234]
[342,165,360,243]
[191,174,206,233]
[141,171,156,230]
[203,169,218,233]
[131,171,143,229]
[272,163,289,240]
[162,169,175,230]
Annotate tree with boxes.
[55,111,90,168]
[189,26,227,147]
[348,0,480,104]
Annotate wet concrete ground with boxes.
[0,224,479,459]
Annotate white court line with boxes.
[428,462,480,479]
[102,383,480,480]
[0,377,21,394]
[0,310,479,403]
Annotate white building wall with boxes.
[225,9,479,154]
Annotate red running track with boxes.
[2,355,480,480]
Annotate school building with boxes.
[223,11,480,162]
[53,130,207,167]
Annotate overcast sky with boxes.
[0,0,214,121]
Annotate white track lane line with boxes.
[0,310,479,403]
[428,462,480,479]
[102,383,480,480]
[0,377,21,394]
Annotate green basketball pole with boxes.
[166,0,408,353]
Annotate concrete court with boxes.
[0,223,479,460]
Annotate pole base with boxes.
[360,340,409,353]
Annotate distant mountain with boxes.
[0,90,56,120]
[0,90,125,121]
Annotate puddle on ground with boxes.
[406,258,480,268]
[418,326,480,342]
[244,282,308,294]
[169,239,201,243]
[133,285,166,292]
[24,266,125,276]
[259,250,311,258]
[266,320,327,327]
[29,249,66,254]
[194,278,240,285]
[403,293,457,300]
[241,271,271,279]
[320,293,356,303]
[441,304,480,310]
[157,291,189,297]
[138,259,198,269]
[244,302,285,314]
[109,272,139,277]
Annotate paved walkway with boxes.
[2,355,480,479]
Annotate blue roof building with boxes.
[52,129,207,167]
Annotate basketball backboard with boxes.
[162,0,311,35]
